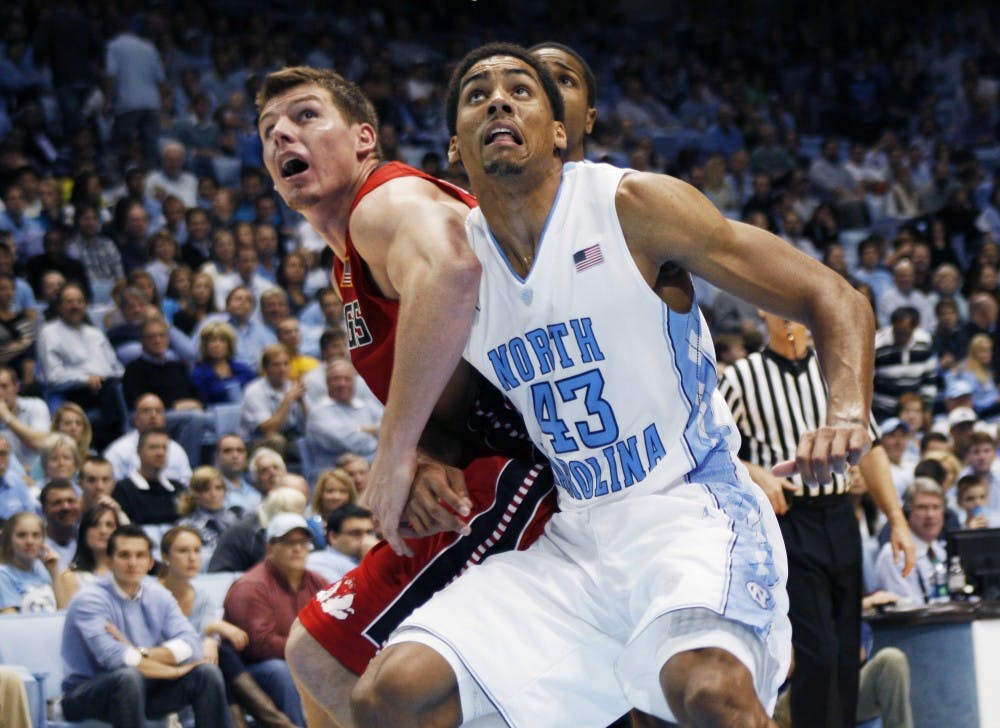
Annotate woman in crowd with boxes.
[33,432,82,486]
[0,511,58,613]
[173,270,217,335]
[161,265,193,324]
[144,230,180,300]
[191,321,256,405]
[947,333,1000,419]
[53,503,122,608]
[275,250,310,317]
[306,468,358,548]
[200,228,238,282]
[52,402,93,461]
[178,466,239,558]
[158,526,295,727]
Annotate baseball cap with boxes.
[266,512,311,542]
[879,417,909,435]
[947,407,978,428]
[944,378,975,400]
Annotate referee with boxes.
[719,310,915,728]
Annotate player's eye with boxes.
[559,75,575,87]
[468,88,487,102]
[300,108,317,120]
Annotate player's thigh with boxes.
[286,620,357,725]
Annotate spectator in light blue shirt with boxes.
[60,524,231,727]
[0,434,37,524]
[0,511,58,613]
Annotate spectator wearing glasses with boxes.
[222,513,326,726]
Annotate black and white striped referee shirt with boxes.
[718,347,881,498]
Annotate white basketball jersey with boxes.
[463,162,744,511]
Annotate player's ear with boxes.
[356,123,378,157]
[585,107,597,135]
[553,121,567,154]
[447,136,462,165]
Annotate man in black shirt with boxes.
[112,428,183,526]
[123,317,210,466]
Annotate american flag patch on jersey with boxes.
[573,243,604,272]
[341,261,353,287]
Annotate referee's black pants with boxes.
[778,496,861,728]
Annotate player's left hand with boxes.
[401,458,472,538]
[772,418,871,486]
[361,449,418,557]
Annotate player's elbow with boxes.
[442,245,482,297]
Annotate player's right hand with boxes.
[361,449,418,557]
[401,458,472,538]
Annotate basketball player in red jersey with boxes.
[256,67,558,726]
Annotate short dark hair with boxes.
[968,430,996,448]
[957,473,986,498]
[108,524,153,556]
[256,66,381,156]
[889,306,920,326]
[56,281,87,306]
[913,458,946,485]
[40,479,77,510]
[920,431,949,453]
[82,455,112,472]
[320,327,347,351]
[326,503,373,534]
[445,42,565,138]
[138,427,170,449]
[528,42,597,107]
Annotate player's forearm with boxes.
[378,261,480,460]
[859,445,905,524]
[808,285,875,424]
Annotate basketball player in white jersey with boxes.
[352,43,874,727]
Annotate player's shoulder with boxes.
[615,168,694,210]
[351,173,471,249]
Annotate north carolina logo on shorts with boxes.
[745,580,772,610]
[317,577,356,620]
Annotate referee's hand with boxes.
[746,461,800,515]
[772,421,872,486]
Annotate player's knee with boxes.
[663,648,768,728]
[351,643,458,728]
[350,647,417,726]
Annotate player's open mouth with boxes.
[485,125,523,146]
[280,156,310,178]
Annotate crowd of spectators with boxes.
[0,0,998,724]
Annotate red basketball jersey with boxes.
[332,162,477,404]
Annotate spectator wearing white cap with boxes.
[947,406,979,460]
[881,418,919,500]
[222,512,325,727]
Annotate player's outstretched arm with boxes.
[350,181,480,556]
[617,172,875,485]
